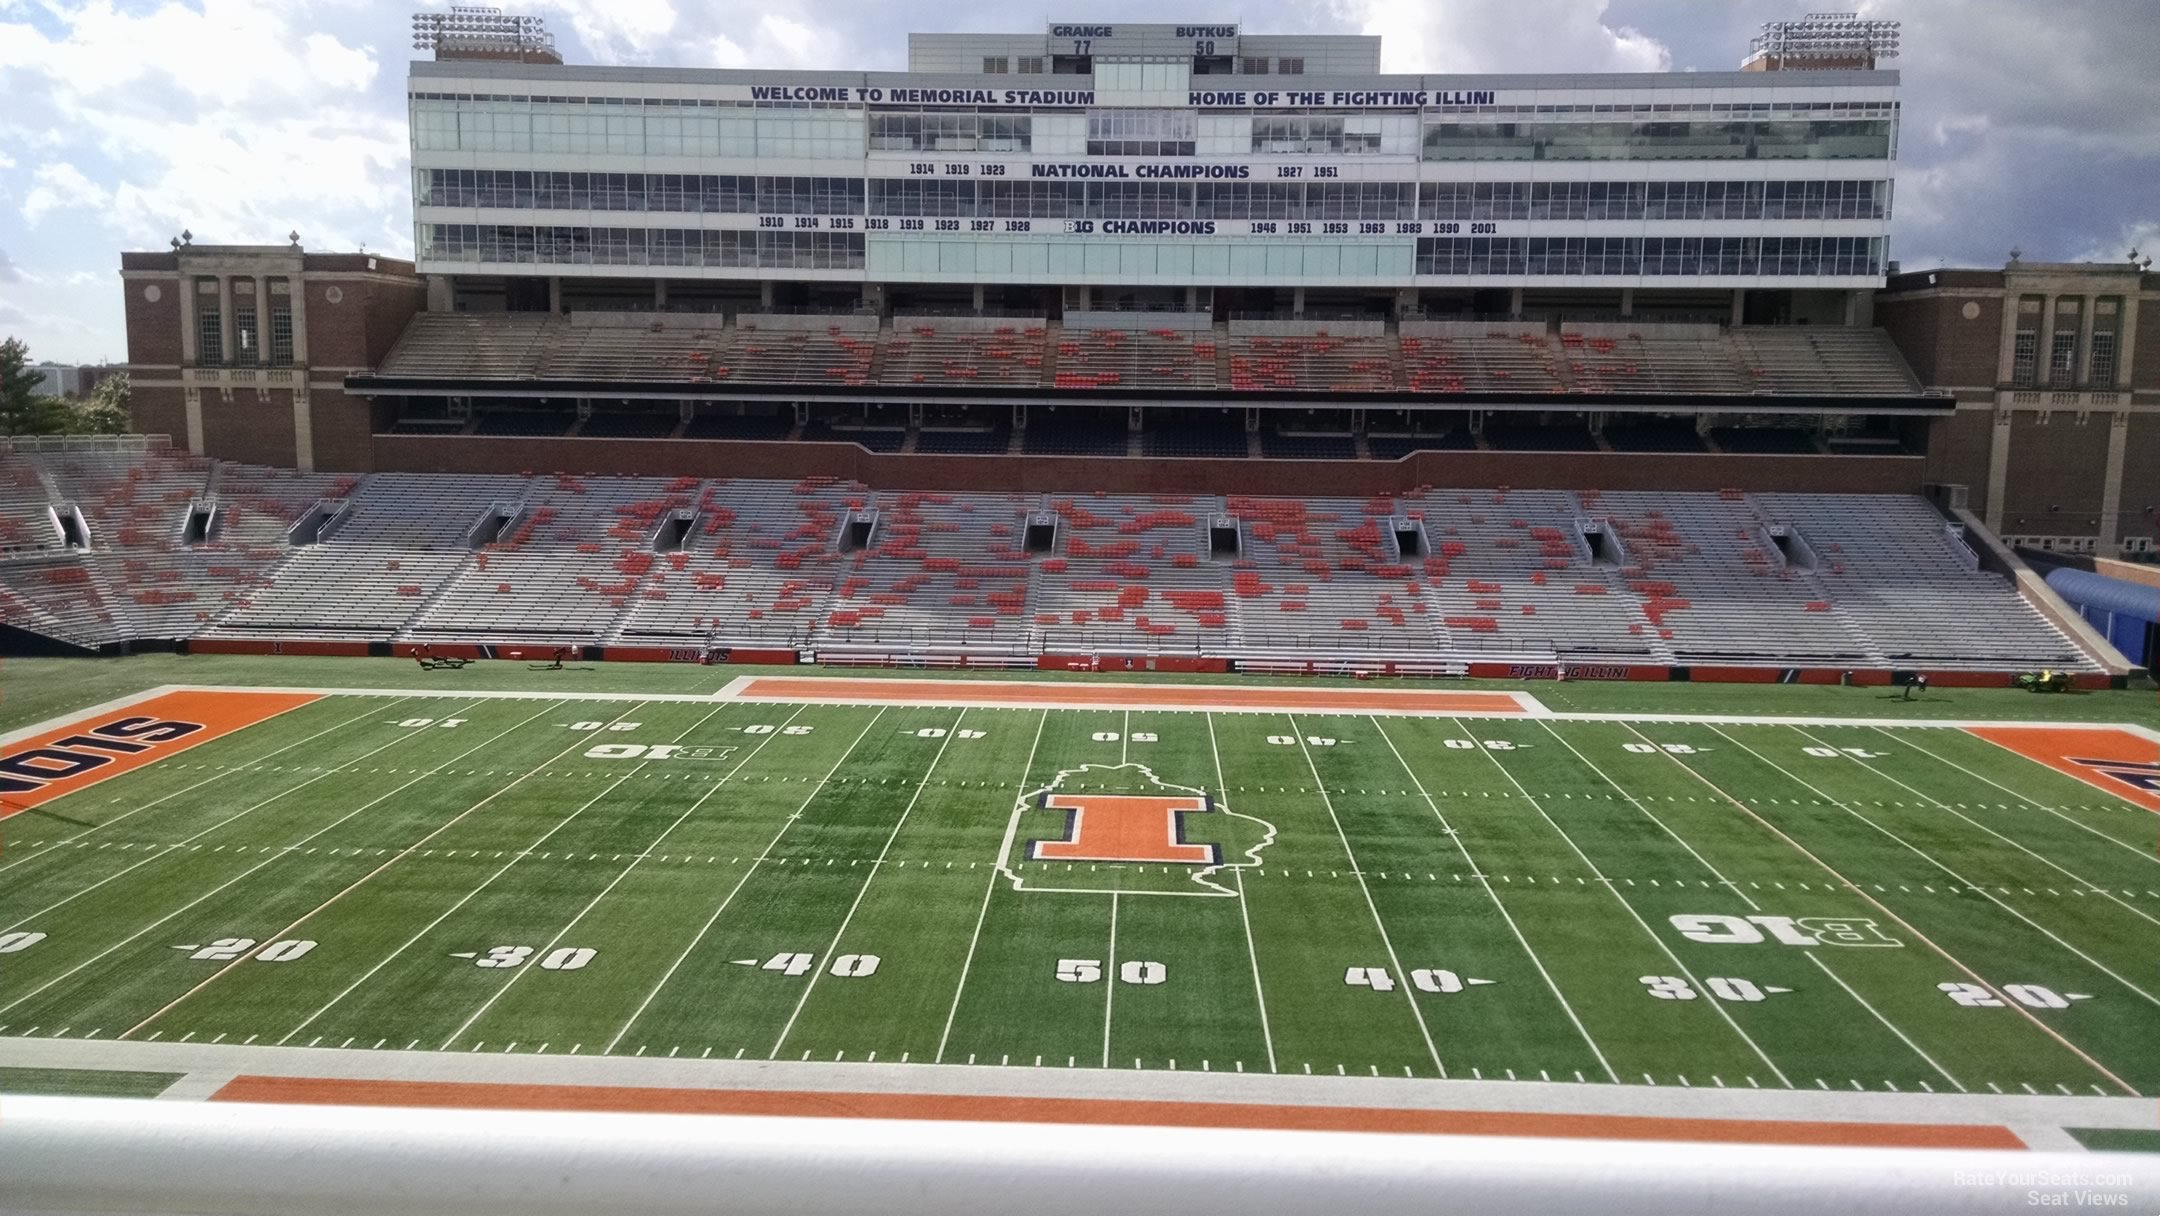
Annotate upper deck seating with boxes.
[1226,325,1396,393]
[1056,324,1218,392]
[1729,328,1924,396]
[1399,321,1568,393]
[721,315,879,386]
[880,318,1048,388]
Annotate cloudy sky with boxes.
[0,0,2154,363]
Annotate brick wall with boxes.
[200,390,299,468]
[306,387,381,472]
[129,384,188,442]
[2122,414,2160,544]
[121,276,184,368]
[1998,414,2112,533]
[1920,403,1996,516]
[2133,291,2160,392]
[1877,291,2002,388]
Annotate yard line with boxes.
[1537,720,1961,1092]
[0,699,564,1019]
[1897,728,2160,862]
[1206,712,1276,1075]
[1286,714,1447,1079]
[1710,725,2160,1012]
[1372,716,1616,1084]
[3,698,458,935]
[1651,724,2137,1096]
[1451,717,1792,1089]
[117,701,657,1041]
[437,704,804,1049]
[603,708,889,1055]
[1866,726,2160,873]
[766,709,968,1059]
[934,709,1049,1063]
[1792,727,2160,933]
[1101,891,1120,1069]
[0,698,413,875]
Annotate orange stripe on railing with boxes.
[209,1075,2023,1150]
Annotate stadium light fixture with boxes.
[410,5,555,57]
[1747,12,1901,67]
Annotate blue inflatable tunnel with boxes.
[2044,568,2160,666]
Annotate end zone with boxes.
[731,677,1543,716]
[0,690,320,817]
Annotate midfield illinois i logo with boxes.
[997,763,1275,897]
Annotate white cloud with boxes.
[2071,222,2160,268]
[536,0,678,63]
[1341,0,1670,73]
[302,32,380,92]
[20,162,109,225]
[708,13,846,70]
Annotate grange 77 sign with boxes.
[0,690,318,815]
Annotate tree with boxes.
[0,337,51,436]
[72,372,130,435]
[0,340,131,436]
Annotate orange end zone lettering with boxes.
[0,690,320,817]
[1963,726,2160,813]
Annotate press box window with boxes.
[1240,57,1269,74]
[1278,57,1304,74]
[983,57,1009,74]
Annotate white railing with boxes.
[0,1097,2149,1215]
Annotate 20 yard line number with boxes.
[175,937,317,963]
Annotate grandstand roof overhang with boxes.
[341,373,1951,415]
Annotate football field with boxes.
[4,676,2158,1103]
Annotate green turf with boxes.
[3,653,2156,735]
[1,680,2156,1098]
[0,1066,182,1097]
[2066,1128,2160,1153]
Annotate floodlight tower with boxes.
[411,6,561,64]
[1741,12,1902,70]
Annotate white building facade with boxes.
[407,21,1898,313]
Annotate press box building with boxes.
[404,17,1900,322]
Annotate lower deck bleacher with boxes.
[0,444,2106,674]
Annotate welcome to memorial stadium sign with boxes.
[745,85,1501,108]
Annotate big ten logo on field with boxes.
[1670,913,1902,948]
[0,716,203,798]
[1002,763,1275,896]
